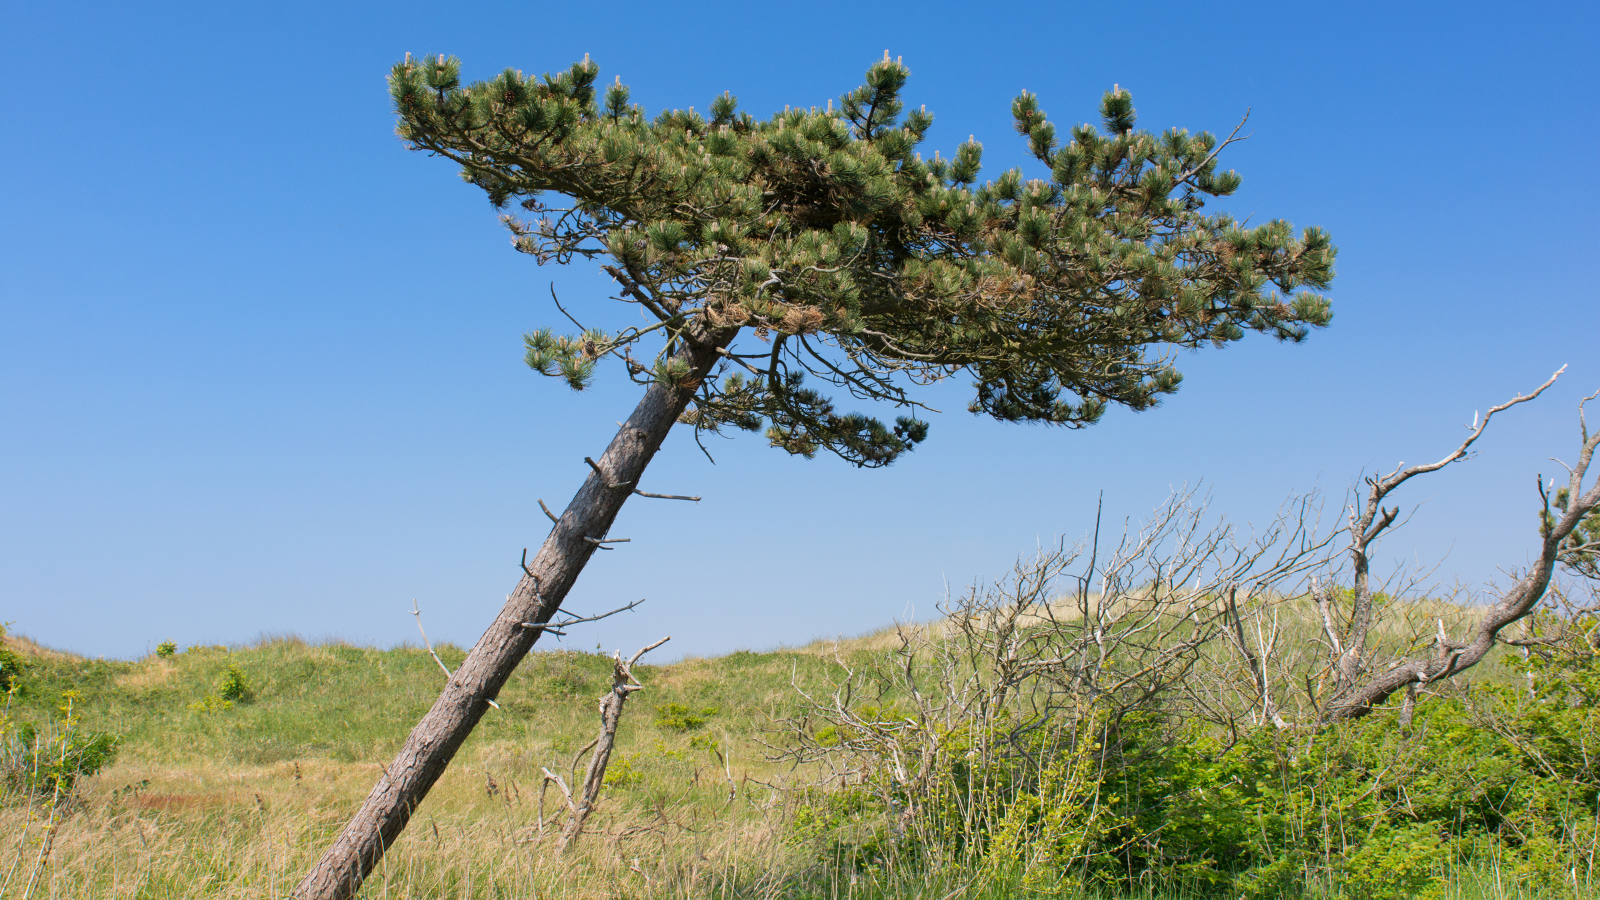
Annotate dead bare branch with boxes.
[411,599,498,710]
[1326,377,1600,721]
[557,636,670,852]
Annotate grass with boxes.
[0,612,1572,899]
[0,630,904,899]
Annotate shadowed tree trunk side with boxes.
[294,331,729,900]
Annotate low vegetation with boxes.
[1,572,1596,900]
[0,623,882,899]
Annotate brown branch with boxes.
[633,489,701,502]
[519,598,645,636]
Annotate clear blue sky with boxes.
[3,1,1595,661]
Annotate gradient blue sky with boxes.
[3,1,1596,661]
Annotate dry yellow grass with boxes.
[0,593,1534,899]
[0,632,862,899]
[2,752,816,900]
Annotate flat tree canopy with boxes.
[392,52,1335,464]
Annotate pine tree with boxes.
[296,53,1336,899]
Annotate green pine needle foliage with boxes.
[390,53,1335,466]
[1553,486,1600,580]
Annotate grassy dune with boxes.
[0,613,1567,899]
[0,630,905,899]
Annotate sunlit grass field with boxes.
[0,619,1569,899]
[0,629,893,899]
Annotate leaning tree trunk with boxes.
[295,331,729,900]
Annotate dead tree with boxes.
[541,636,669,852]
[1328,369,1562,697]
[1311,370,1600,722]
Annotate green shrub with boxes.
[188,694,233,713]
[0,623,27,694]
[186,662,253,713]
[654,701,716,731]
[216,662,253,702]
[602,753,641,787]
[1,691,121,798]
[155,640,177,658]
[796,643,1600,900]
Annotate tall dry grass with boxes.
[0,595,1552,899]
[0,631,881,899]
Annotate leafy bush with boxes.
[654,701,716,731]
[791,616,1600,900]
[187,662,253,713]
[1461,614,1600,893]
[156,640,177,659]
[1,691,120,799]
[188,694,233,713]
[602,753,640,787]
[216,662,253,702]
[0,623,27,694]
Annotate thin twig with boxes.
[412,599,499,709]
[628,635,672,668]
[520,598,646,632]
[549,284,587,332]
[540,767,577,814]
[1174,110,1251,187]
[633,489,701,502]
[539,499,559,523]
[412,599,453,680]
[568,738,600,787]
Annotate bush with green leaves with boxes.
[1,691,120,800]
[216,662,253,702]
[601,753,640,788]
[653,701,716,731]
[0,622,27,695]
[187,662,254,713]
[1461,610,1600,890]
[790,610,1600,900]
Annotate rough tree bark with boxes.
[294,331,729,900]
